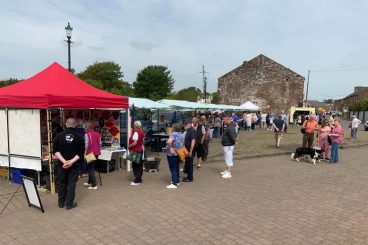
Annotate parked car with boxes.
[330,111,342,116]
[365,121,368,131]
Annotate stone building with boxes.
[306,100,334,112]
[218,54,305,113]
[334,86,368,112]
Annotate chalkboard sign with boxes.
[21,175,44,213]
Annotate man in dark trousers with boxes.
[221,114,237,179]
[195,115,209,169]
[272,115,286,148]
[183,120,196,182]
[53,118,85,210]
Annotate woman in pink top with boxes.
[329,119,343,163]
[318,119,331,160]
[83,122,101,190]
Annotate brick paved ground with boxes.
[1,140,368,244]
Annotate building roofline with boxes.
[218,54,304,80]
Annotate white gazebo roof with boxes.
[240,101,260,111]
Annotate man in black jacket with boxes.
[195,115,209,170]
[221,114,237,179]
[183,120,196,182]
[53,118,85,210]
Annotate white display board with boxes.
[10,156,41,171]
[21,176,44,213]
[0,109,8,155]
[8,109,41,158]
[0,155,9,168]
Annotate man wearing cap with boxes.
[183,120,196,182]
[350,115,361,140]
[53,118,85,210]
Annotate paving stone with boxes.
[1,143,368,244]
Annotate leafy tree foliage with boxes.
[173,87,202,102]
[120,81,135,96]
[323,99,334,104]
[133,65,174,100]
[78,61,134,96]
[0,78,21,88]
[349,100,368,111]
[84,78,104,90]
[211,92,219,104]
[78,61,124,90]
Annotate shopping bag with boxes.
[127,152,142,164]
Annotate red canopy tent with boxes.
[0,62,128,109]
[0,62,128,194]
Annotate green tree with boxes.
[120,81,135,96]
[0,78,21,88]
[349,101,363,111]
[133,65,174,100]
[84,78,104,90]
[78,61,124,90]
[211,92,219,104]
[173,87,201,102]
[165,91,177,100]
[323,99,334,104]
[361,100,368,111]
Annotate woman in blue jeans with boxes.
[329,119,343,163]
[166,124,184,189]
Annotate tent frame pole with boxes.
[127,108,131,172]
[157,109,160,156]
[47,109,55,194]
[6,108,11,182]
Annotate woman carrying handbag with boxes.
[84,122,101,190]
[128,121,145,186]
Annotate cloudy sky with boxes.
[1,0,368,100]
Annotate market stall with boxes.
[156,99,248,111]
[129,97,174,155]
[0,62,128,194]
[240,101,260,111]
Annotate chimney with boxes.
[354,86,367,93]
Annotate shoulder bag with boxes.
[177,146,189,161]
[85,133,97,164]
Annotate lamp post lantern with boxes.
[65,22,73,71]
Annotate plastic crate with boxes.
[143,157,161,172]
[11,169,22,184]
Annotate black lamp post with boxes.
[65,22,73,71]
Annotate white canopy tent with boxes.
[157,99,210,110]
[240,101,260,111]
[129,97,172,109]
[157,99,246,111]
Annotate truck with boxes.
[289,106,316,125]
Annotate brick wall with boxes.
[334,86,368,111]
[218,54,305,113]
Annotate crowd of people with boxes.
[301,114,344,163]
[162,114,237,189]
[52,110,360,210]
[52,113,238,209]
